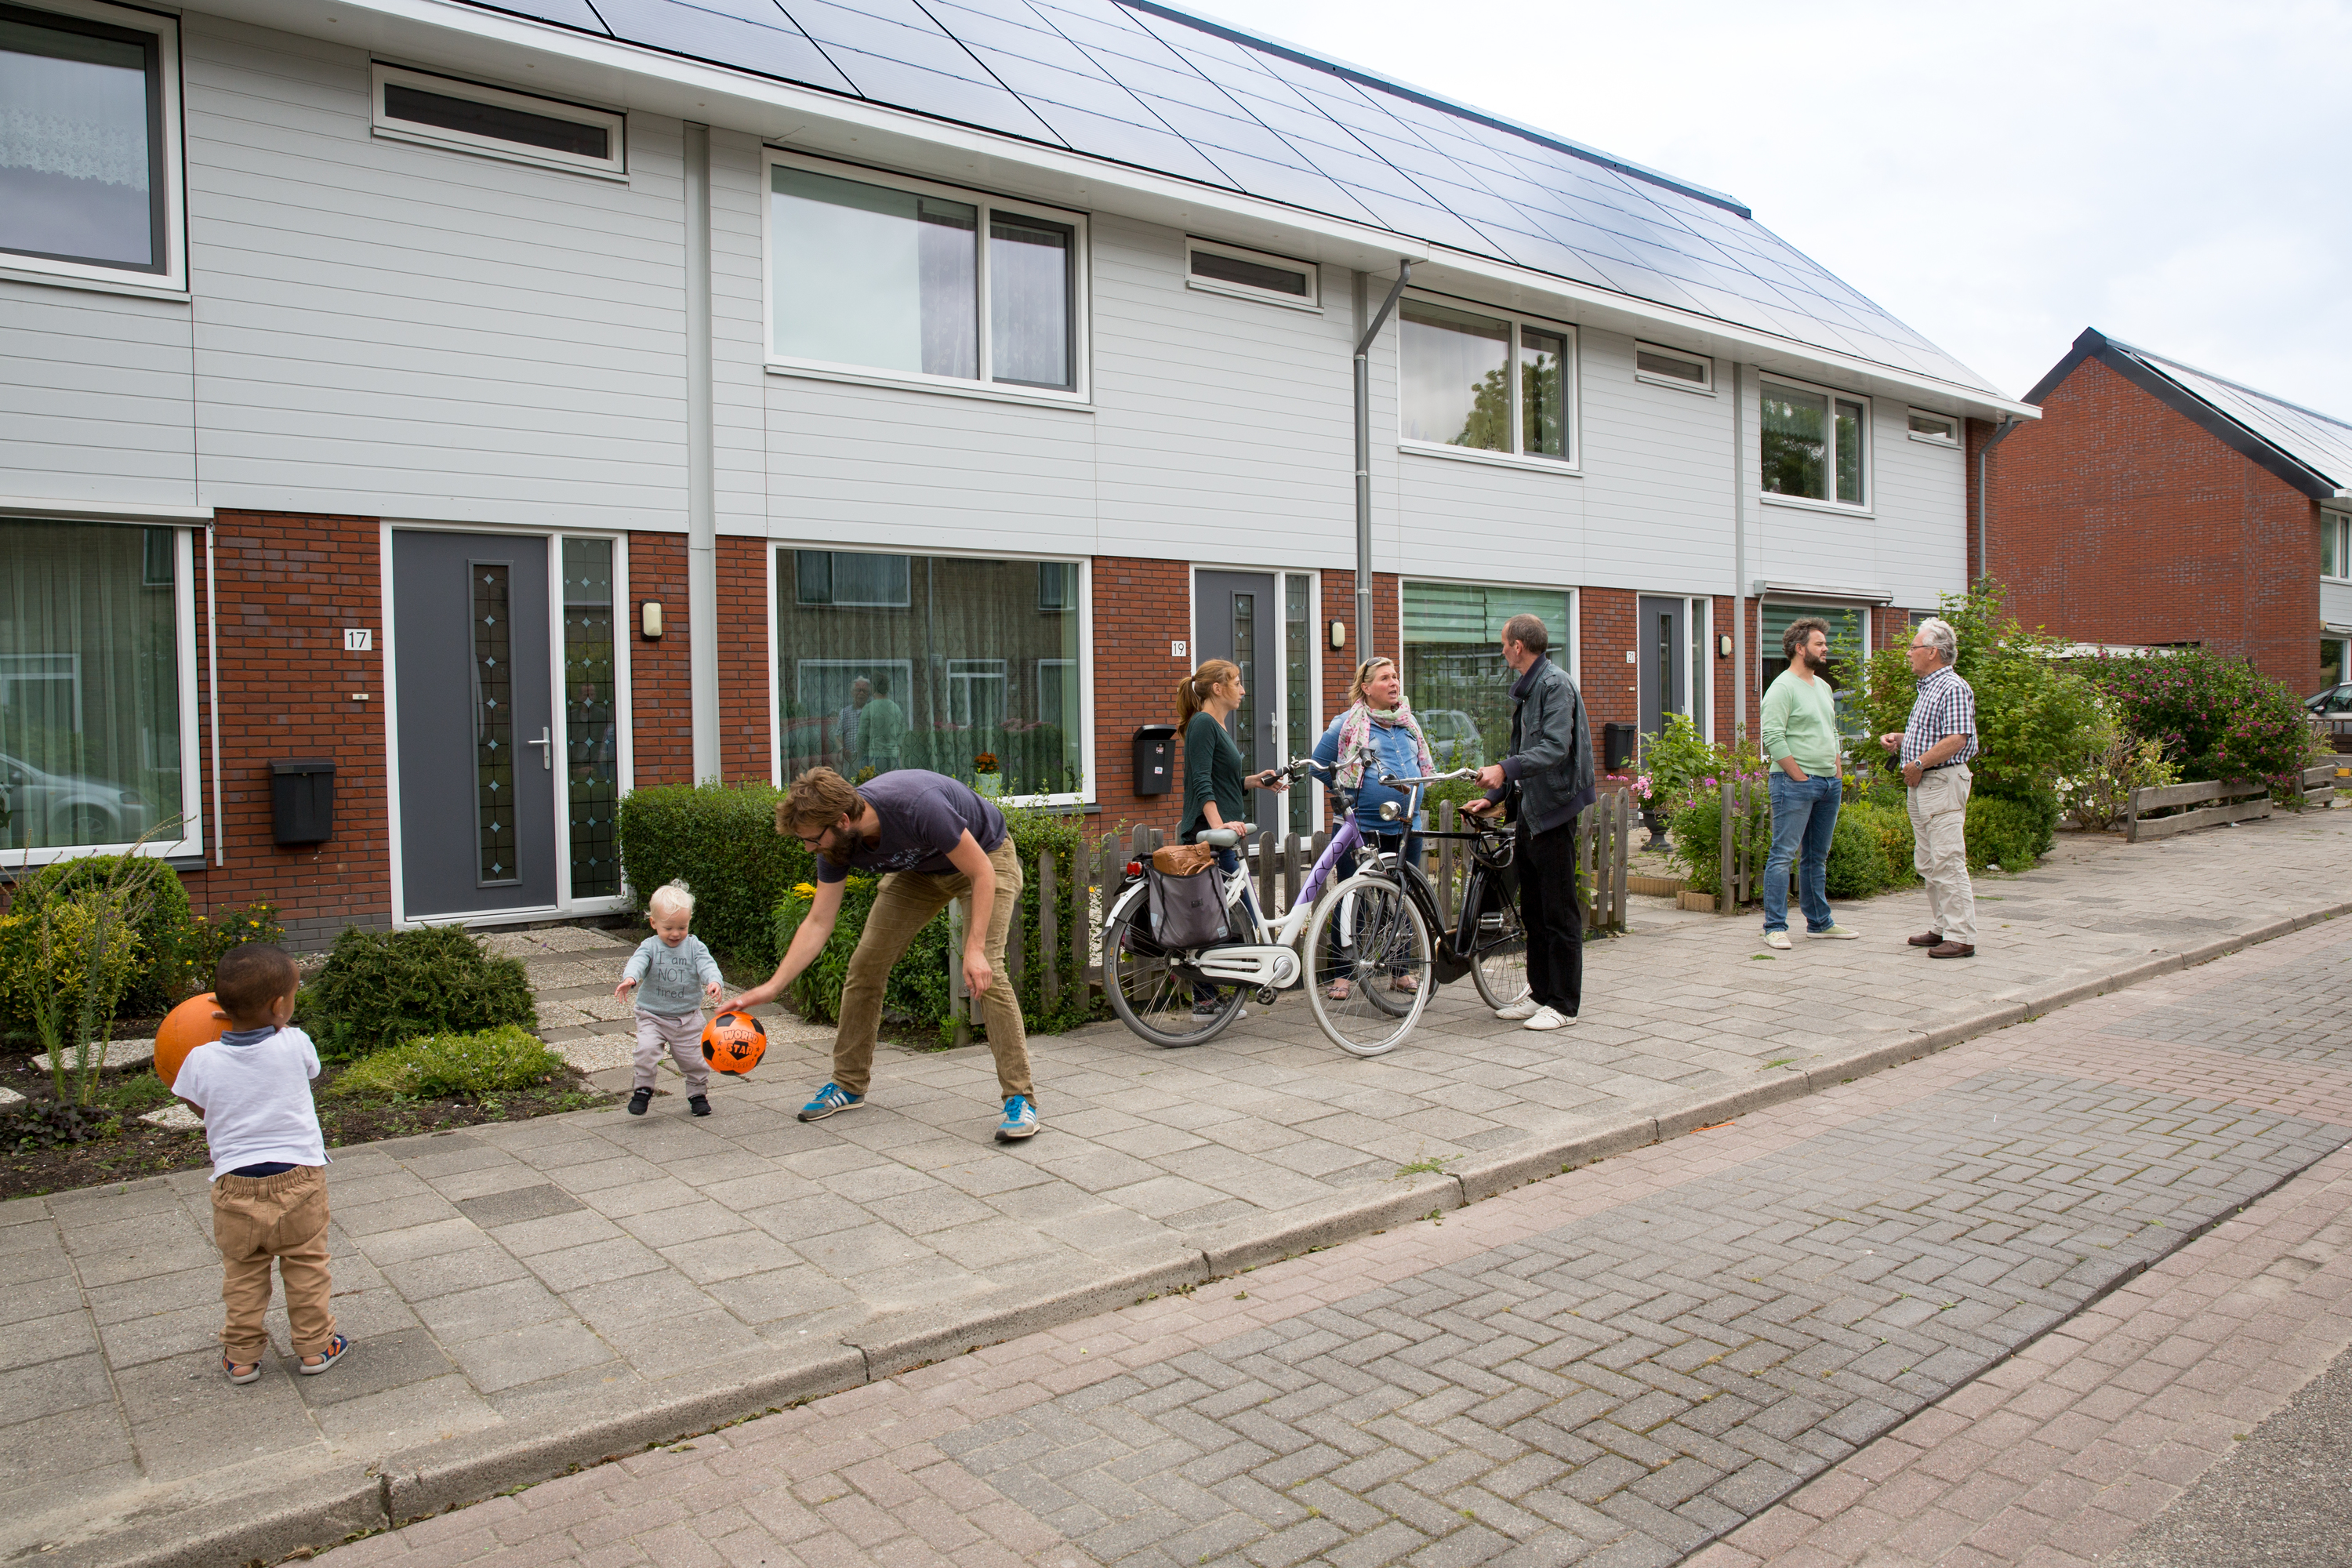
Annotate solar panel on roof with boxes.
[441,0,2000,392]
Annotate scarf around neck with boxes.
[1333,699,1436,790]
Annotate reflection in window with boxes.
[562,539,618,898]
[1401,583,1571,775]
[0,522,180,850]
[1762,382,1867,505]
[0,5,163,273]
[776,550,1084,799]
[769,161,1079,392]
[1400,299,1573,461]
[796,550,909,607]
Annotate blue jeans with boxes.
[1763,772,1841,934]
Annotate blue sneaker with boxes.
[995,1095,1040,1142]
[797,1083,864,1123]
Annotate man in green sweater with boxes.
[1759,618,1859,949]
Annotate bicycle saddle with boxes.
[1198,827,1242,848]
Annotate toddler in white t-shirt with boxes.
[172,944,348,1385]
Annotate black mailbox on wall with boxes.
[1602,723,1639,774]
[271,760,336,846]
[1132,724,1177,796]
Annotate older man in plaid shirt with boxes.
[1877,616,1977,958]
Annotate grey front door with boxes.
[1637,595,1688,739]
[394,531,557,918]
[1194,570,1282,835]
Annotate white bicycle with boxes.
[1101,757,1463,1057]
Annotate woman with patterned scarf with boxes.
[1310,657,1436,1000]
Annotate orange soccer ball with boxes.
[155,991,229,1089]
[700,1011,768,1077]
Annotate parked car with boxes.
[0,750,157,848]
[1417,710,1486,770]
[2306,683,2352,717]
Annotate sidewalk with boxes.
[5,812,2349,1566]
[297,884,2352,1568]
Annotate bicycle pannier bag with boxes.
[1148,855,1229,948]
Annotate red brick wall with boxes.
[1579,587,1638,735]
[1988,357,2322,688]
[1319,568,1399,717]
[717,536,771,785]
[1089,555,1192,837]
[1707,593,1734,744]
[628,532,691,786]
[176,512,392,949]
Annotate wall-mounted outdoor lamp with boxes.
[641,601,664,640]
[1718,633,1733,659]
[1330,619,1347,651]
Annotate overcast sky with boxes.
[1211,0,2352,414]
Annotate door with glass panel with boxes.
[1195,571,1281,836]
[1637,596,1688,740]
[394,532,556,918]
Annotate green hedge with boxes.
[0,855,195,1040]
[1825,800,1918,898]
[617,782,811,963]
[1968,791,2056,873]
[772,804,1102,1046]
[326,1025,567,1099]
[296,925,538,1061]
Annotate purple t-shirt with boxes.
[813,769,1007,883]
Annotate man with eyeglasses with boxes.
[721,765,1036,1140]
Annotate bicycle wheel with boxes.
[1306,874,1432,1057]
[1468,886,1530,1012]
[1103,904,1247,1048]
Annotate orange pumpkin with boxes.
[154,991,229,1088]
[700,1011,768,1077]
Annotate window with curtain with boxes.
[1760,601,1868,739]
[1761,379,1867,506]
[775,550,1085,800]
[768,156,1082,394]
[0,1,169,276]
[1401,583,1573,771]
[0,521,181,850]
[1399,297,1574,462]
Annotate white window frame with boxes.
[1396,577,1581,684]
[1634,342,1714,395]
[0,521,203,866]
[370,63,626,178]
[763,150,1091,407]
[1907,408,1962,447]
[2324,511,2352,583]
[1758,374,1871,514]
[1397,292,1580,470]
[767,543,1095,808]
[1185,237,1320,311]
[0,0,186,296]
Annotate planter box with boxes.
[1676,891,1717,913]
[1627,874,1687,897]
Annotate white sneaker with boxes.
[1763,930,1792,950]
[1494,998,1541,1021]
[1522,1005,1574,1031]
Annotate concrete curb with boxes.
[64,898,2351,1568]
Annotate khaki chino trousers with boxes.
[210,1164,337,1362]
[1907,761,1977,944]
[833,837,1033,1102]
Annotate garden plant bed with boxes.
[0,1053,610,1202]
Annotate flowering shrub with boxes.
[2056,726,2179,831]
[2092,648,2318,788]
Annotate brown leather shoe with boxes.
[1906,931,1944,948]
[1929,941,1975,959]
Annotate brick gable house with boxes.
[1985,328,2352,695]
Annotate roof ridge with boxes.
[1110,0,1751,219]
[2107,334,2352,435]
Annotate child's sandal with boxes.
[222,1352,263,1385]
[298,1334,350,1375]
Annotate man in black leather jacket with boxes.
[1465,613,1595,1031]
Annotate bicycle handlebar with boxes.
[1377,768,1483,787]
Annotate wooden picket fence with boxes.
[1716,775,1770,912]
[940,797,1638,1034]
[2123,763,2341,844]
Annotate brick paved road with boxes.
[307,912,2352,1568]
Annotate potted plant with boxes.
[973,752,1002,797]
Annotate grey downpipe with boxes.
[1976,414,2023,583]
[1354,261,1411,653]
[1730,361,1746,743]
[684,122,720,782]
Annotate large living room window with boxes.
[0,520,197,857]
[772,549,1089,804]
[1399,296,1575,464]
[1400,581,1575,771]
[767,154,1086,398]
[1761,377,1868,508]
[0,0,184,290]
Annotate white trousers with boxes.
[1907,762,1976,943]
